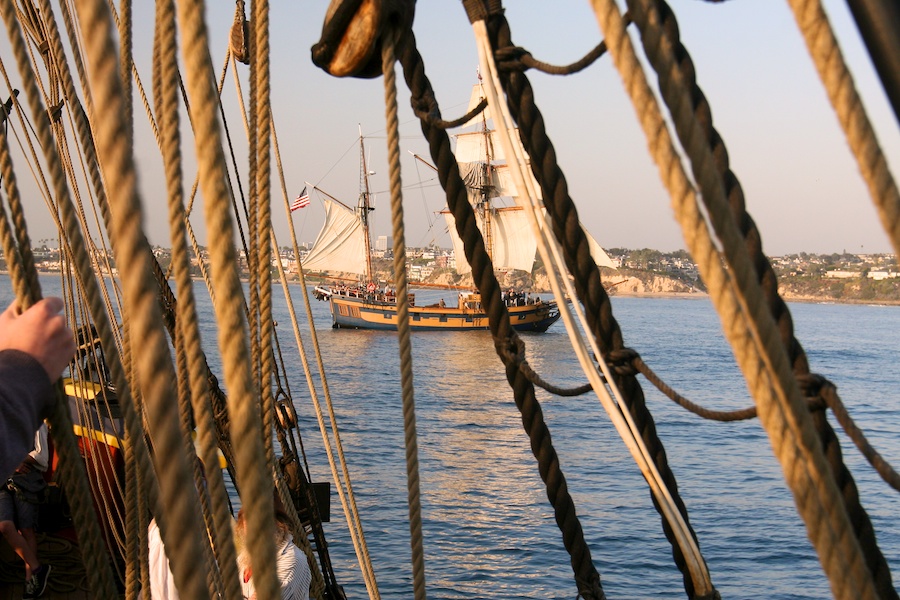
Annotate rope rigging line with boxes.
[592,0,891,596]
[788,0,900,259]
[153,0,242,596]
[633,2,896,596]
[471,4,717,598]
[175,0,280,596]
[72,2,215,598]
[270,118,378,599]
[1,2,126,596]
[382,25,426,600]
[394,22,606,600]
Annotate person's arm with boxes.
[0,298,75,479]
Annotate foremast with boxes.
[358,127,376,286]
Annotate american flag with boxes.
[290,186,310,212]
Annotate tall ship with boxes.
[1,2,896,599]
[305,85,614,331]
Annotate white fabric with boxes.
[241,534,311,600]
[28,423,49,472]
[301,198,368,276]
[147,519,179,600]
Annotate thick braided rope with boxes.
[58,1,94,115]
[398,30,605,600]
[788,0,900,258]
[245,0,261,394]
[270,132,378,597]
[174,0,279,595]
[124,439,139,599]
[0,147,39,300]
[72,2,215,598]
[382,29,426,600]
[631,1,894,596]
[0,167,28,300]
[37,0,166,542]
[252,0,280,501]
[0,137,34,302]
[0,4,118,596]
[482,11,711,597]
[118,0,132,138]
[173,320,224,599]
[152,1,243,597]
[267,236,331,600]
[624,1,877,597]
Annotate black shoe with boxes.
[23,564,51,599]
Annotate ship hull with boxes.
[327,293,560,332]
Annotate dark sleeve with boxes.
[0,349,55,479]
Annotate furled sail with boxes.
[302,198,368,276]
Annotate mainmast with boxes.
[358,127,375,284]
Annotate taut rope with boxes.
[382,25,426,600]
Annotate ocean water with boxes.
[2,276,898,598]
[266,288,900,599]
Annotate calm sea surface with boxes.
[2,276,899,599]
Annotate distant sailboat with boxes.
[304,129,561,331]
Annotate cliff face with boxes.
[603,273,701,296]
[401,268,702,297]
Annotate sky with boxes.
[2,1,899,257]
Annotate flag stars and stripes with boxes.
[290,186,310,211]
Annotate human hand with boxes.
[0,297,76,380]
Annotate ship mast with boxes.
[358,126,375,284]
[477,82,494,262]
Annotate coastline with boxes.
[6,270,899,307]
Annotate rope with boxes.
[608,0,881,597]
[174,0,278,597]
[252,20,282,594]
[268,231,336,600]
[816,379,900,493]
[633,1,896,595]
[0,134,31,302]
[0,3,119,596]
[270,107,362,596]
[35,5,168,575]
[397,27,605,600]
[475,5,716,596]
[413,97,487,130]
[788,0,900,258]
[118,0,133,142]
[382,26,427,600]
[492,23,629,76]
[270,125,379,596]
[72,3,213,600]
[153,1,242,597]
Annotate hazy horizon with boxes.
[0,1,897,259]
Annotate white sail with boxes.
[462,83,494,129]
[443,207,538,274]
[301,198,368,276]
[444,207,614,272]
[453,83,616,273]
